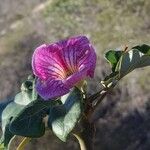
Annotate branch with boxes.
[87,86,113,123]
[73,133,87,150]
[73,117,95,150]
[16,137,31,150]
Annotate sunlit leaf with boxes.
[0,75,37,148]
[105,50,123,72]
[0,101,24,149]
[116,47,150,78]
[48,87,83,142]
[14,77,37,105]
[102,44,150,87]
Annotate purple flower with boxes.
[32,36,96,100]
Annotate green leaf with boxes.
[0,101,24,149]
[132,44,150,55]
[48,87,83,142]
[0,75,37,148]
[0,74,58,145]
[9,99,55,138]
[14,77,37,105]
[116,47,150,78]
[0,100,13,124]
[0,125,15,150]
[105,50,123,72]
[102,44,150,87]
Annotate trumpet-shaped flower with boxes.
[32,36,96,100]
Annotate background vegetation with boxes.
[0,0,150,149]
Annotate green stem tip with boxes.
[16,137,31,150]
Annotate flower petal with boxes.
[78,45,97,77]
[32,44,67,80]
[61,36,96,78]
[36,78,70,100]
[61,36,94,73]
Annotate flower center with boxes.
[65,66,78,78]
[66,70,74,77]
